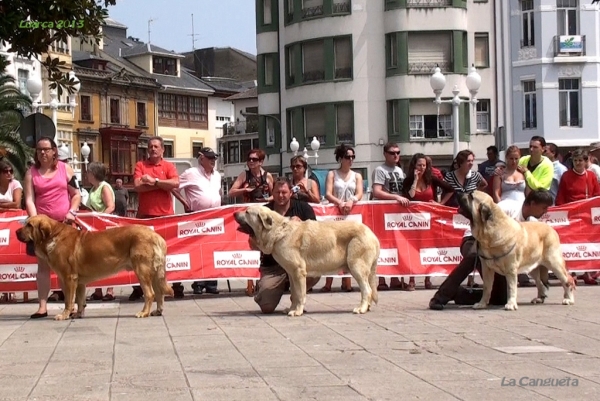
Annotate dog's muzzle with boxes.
[234,212,255,237]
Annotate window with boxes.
[110,98,120,124]
[387,33,398,68]
[521,0,535,47]
[264,0,272,24]
[153,56,177,75]
[190,97,208,122]
[474,33,489,68]
[57,131,73,159]
[192,141,204,158]
[559,78,581,127]
[409,115,452,139]
[408,31,452,74]
[266,118,276,147]
[110,140,135,175]
[158,94,176,119]
[336,103,353,144]
[223,139,259,164]
[333,0,351,13]
[304,105,326,145]
[17,69,28,95]
[80,95,92,121]
[286,0,295,22]
[163,140,174,158]
[286,46,295,85]
[136,102,147,126]
[476,100,490,132]
[264,54,274,86]
[334,36,352,79]
[226,141,240,164]
[522,80,537,129]
[557,0,578,36]
[302,40,325,82]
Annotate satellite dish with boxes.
[19,113,55,148]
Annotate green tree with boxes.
[0,0,116,97]
[0,57,33,179]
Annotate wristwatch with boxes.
[69,209,77,216]
[154,178,159,186]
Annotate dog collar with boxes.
[477,241,517,261]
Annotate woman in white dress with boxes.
[492,145,526,203]
[320,144,363,292]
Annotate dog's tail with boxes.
[369,258,379,305]
[153,236,174,297]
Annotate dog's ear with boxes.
[479,203,493,223]
[31,218,53,243]
[258,210,273,230]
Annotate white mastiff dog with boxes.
[234,205,381,316]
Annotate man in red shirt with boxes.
[129,136,181,300]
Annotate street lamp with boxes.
[290,136,320,180]
[430,65,481,157]
[26,71,81,143]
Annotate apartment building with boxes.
[255,0,497,183]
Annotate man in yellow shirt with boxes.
[517,136,554,194]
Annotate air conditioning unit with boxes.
[558,35,583,53]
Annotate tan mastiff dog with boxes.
[456,191,575,311]
[16,215,173,320]
[234,205,380,316]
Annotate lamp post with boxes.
[290,136,320,180]
[26,71,81,143]
[59,142,91,181]
[429,65,481,157]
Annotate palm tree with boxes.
[0,58,33,179]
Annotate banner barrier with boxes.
[0,198,599,292]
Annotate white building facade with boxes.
[501,0,600,150]
[255,0,498,184]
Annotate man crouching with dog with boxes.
[429,189,554,310]
[249,178,321,314]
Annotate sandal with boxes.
[377,283,389,291]
[102,293,115,301]
[404,282,415,292]
[424,278,433,290]
[47,291,64,302]
[320,286,332,293]
[90,292,103,301]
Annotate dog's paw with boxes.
[352,306,368,314]
[504,302,518,311]
[54,313,68,321]
[531,297,545,304]
[472,302,488,310]
[562,298,575,305]
[69,311,84,319]
[287,309,304,317]
[150,310,163,316]
[135,311,150,318]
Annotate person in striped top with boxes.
[440,150,487,207]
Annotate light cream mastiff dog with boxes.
[456,191,575,311]
[234,205,380,316]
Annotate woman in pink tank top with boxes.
[23,137,81,319]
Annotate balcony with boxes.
[303,69,326,83]
[303,5,324,18]
[409,60,451,75]
[553,35,586,57]
[223,120,259,136]
[407,0,452,7]
[332,1,351,13]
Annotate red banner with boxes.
[0,199,599,292]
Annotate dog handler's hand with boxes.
[64,210,76,224]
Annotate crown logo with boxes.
[541,213,550,220]
[14,266,25,272]
[437,250,448,256]
[402,215,413,221]
[232,253,242,258]
[197,221,206,227]
[576,245,586,251]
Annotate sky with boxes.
[106,0,257,55]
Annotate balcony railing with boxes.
[303,5,324,18]
[223,120,259,136]
[335,67,352,79]
[553,35,586,57]
[303,70,326,83]
[407,0,452,7]
[332,1,351,13]
[408,60,451,75]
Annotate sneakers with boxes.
[428,298,444,310]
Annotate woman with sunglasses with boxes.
[229,148,274,296]
[23,137,81,319]
[0,160,23,303]
[321,144,364,292]
[289,156,320,203]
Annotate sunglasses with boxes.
[2,169,13,174]
[247,157,260,162]
[386,151,401,156]
[36,147,53,153]
[291,164,304,170]
[343,155,355,160]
